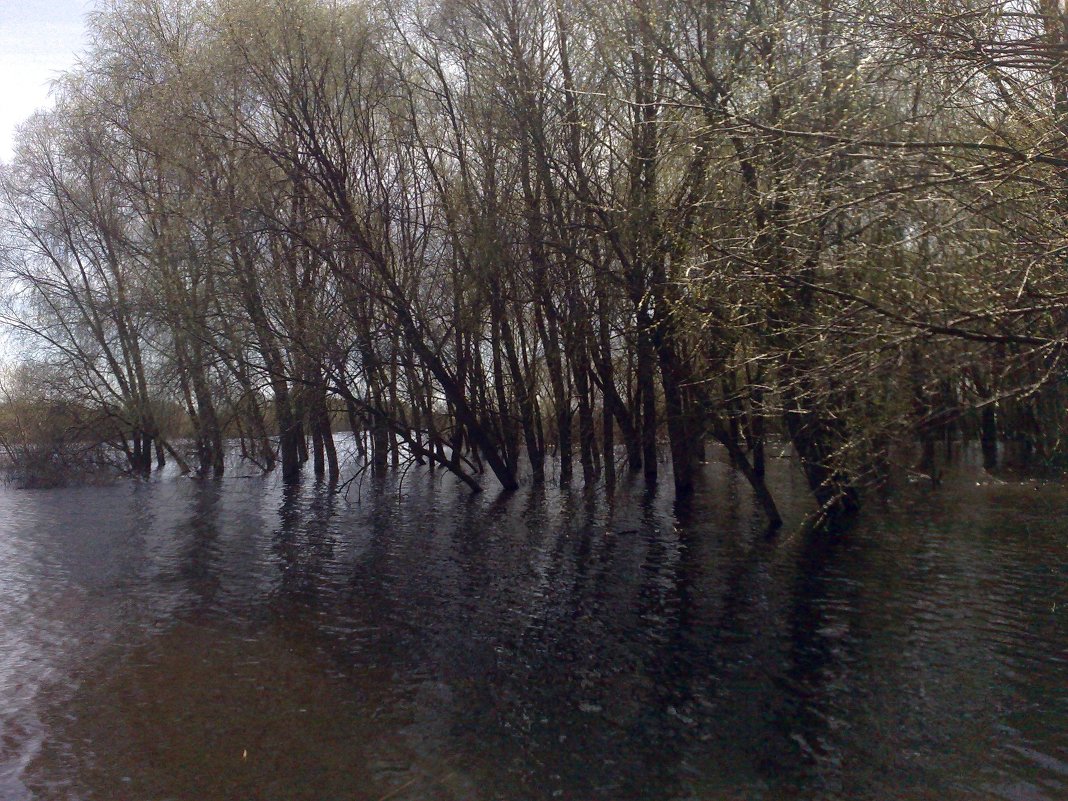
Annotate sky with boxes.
[0,0,92,162]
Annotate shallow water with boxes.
[0,449,1065,800]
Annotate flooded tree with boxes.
[1,0,1067,528]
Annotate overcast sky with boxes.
[0,0,92,162]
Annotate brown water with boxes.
[0,450,1065,800]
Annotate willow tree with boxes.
[1,102,172,474]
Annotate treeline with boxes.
[1,0,1067,526]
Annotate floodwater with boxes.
[0,448,1065,801]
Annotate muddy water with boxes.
[0,452,1065,800]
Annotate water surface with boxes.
[0,451,1065,800]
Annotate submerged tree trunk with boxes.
[781,367,860,529]
[980,403,999,471]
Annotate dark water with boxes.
[0,448,1065,801]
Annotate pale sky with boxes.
[0,0,92,162]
